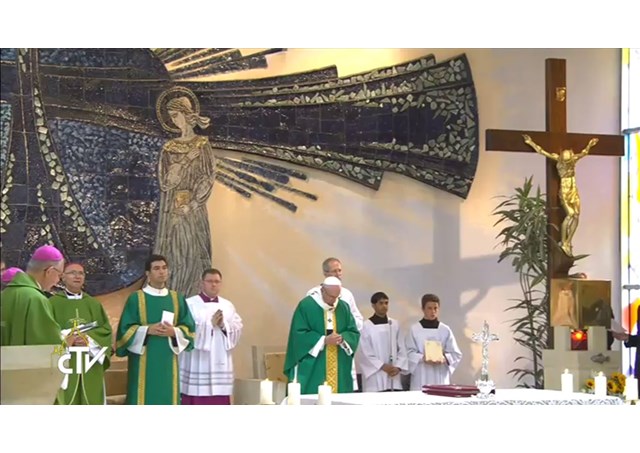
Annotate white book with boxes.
[161,310,175,325]
[608,319,627,334]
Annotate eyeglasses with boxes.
[47,267,64,277]
[64,271,85,277]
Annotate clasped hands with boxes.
[148,321,176,337]
[381,363,401,377]
[211,310,224,328]
[64,332,88,347]
[324,332,343,346]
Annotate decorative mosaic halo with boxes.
[155,86,200,134]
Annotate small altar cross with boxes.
[472,320,499,381]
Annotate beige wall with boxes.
[101,49,621,386]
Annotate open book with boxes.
[424,340,443,362]
[607,319,627,335]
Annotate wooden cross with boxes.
[486,58,625,279]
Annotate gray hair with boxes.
[322,257,341,274]
[26,258,63,272]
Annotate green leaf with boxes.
[491,175,549,388]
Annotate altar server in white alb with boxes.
[406,293,462,389]
[356,291,408,392]
[179,268,243,405]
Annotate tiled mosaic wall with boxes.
[0,49,479,295]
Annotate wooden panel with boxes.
[105,369,128,396]
[264,352,288,383]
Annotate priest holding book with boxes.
[49,263,113,405]
[406,293,462,389]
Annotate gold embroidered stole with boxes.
[324,308,338,392]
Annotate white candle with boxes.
[594,372,607,397]
[317,382,332,405]
[293,365,298,383]
[561,369,573,393]
[259,379,273,404]
[625,377,638,402]
[287,381,301,405]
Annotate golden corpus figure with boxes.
[522,134,599,257]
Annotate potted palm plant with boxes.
[492,177,549,388]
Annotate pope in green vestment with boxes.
[50,291,113,405]
[1,271,62,346]
[116,287,196,405]
[284,278,360,395]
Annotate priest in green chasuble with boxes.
[1,245,65,346]
[284,276,360,394]
[50,263,113,405]
[116,254,196,405]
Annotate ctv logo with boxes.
[57,346,109,374]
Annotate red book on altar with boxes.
[422,385,479,398]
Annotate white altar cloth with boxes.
[280,389,623,405]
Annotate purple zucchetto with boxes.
[31,245,64,262]
[1,267,23,284]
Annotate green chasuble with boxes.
[49,292,113,405]
[115,289,195,405]
[283,295,360,395]
[1,272,62,346]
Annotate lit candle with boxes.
[287,381,301,405]
[594,372,607,397]
[317,381,332,405]
[259,379,274,405]
[561,369,573,393]
[625,377,638,402]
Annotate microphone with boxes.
[388,319,393,362]
[388,318,395,392]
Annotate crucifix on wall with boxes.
[485,58,625,280]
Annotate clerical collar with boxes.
[420,318,440,329]
[200,292,219,303]
[143,285,168,296]
[369,314,389,325]
[65,289,83,300]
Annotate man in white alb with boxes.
[356,291,408,392]
[179,268,243,405]
[307,257,363,389]
[406,293,462,389]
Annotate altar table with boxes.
[280,388,623,405]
